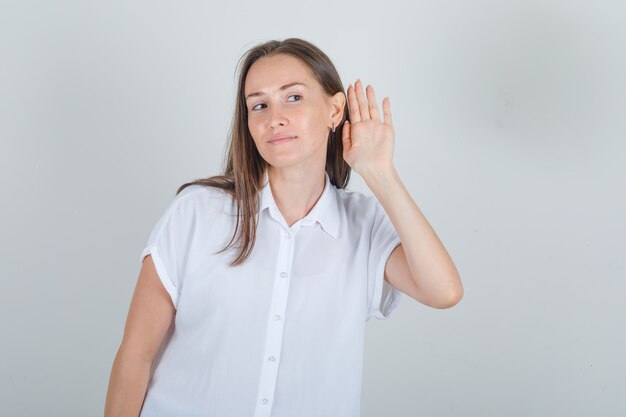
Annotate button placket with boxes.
[253,225,295,417]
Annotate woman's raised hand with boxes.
[342,79,395,177]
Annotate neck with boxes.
[267,165,326,227]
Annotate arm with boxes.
[104,255,176,417]
[342,79,463,309]
[362,166,463,309]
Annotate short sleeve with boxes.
[366,199,403,321]
[139,190,194,310]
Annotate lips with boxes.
[269,135,296,144]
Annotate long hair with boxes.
[176,38,351,266]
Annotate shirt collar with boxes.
[259,170,339,239]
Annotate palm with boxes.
[342,79,395,176]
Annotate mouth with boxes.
[269,136,297,144]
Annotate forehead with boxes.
[244,54,317,96]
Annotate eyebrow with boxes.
[245,82,308,101]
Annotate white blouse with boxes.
[138,170,402,417]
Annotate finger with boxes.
[355,79,370,120]
[347,84,361,123]
[383,97,393,125]
[342,120,351,151]
[366,85,380,121]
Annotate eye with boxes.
[250,95,302,112]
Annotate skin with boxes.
[104,255,176,417]
[244,53,345,226]
[344,80,463,308]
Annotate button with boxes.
[273,314,281,321]
[284,233,291,239]
[261,398,269,405]
[280,272,287,278]
[268,355,276,361]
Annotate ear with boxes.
[328,91,346,129]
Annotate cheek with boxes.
[247,118,262,143]
[296,109,325,133]
[247,116,257,131]
[246,117,252,131]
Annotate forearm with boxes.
[362,166,462,303]
[104,347,153,417]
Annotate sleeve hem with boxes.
[367,237,403,321]
[140,244,180,309]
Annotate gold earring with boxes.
[332,122,335,133]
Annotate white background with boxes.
[1,0,624,415]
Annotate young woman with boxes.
[105,37,463,417]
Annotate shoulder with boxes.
[170,183,233,215]
[334,187,379,226]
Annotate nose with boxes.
[268,105,287,129]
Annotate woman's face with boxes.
[244,54,344,171]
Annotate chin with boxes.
[259,144,325,170]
